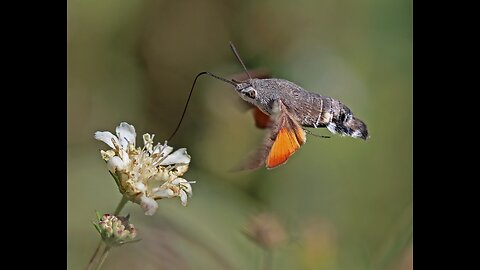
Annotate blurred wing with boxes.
[252,107,272,129]
[228,68,271,82]
[238,100,306,170]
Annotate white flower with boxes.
[95,122,195,215]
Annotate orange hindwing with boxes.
[265,102,306,168]
[237,100,306,170]
[266,127,300,168]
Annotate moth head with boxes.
[234,79,273,115]
[236,83,258,102]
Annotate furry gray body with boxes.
[236,78,368,139]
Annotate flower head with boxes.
[244,212,288,249]
[95,122,195,215]
[94,213,138,246]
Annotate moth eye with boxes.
[246,90,256,99]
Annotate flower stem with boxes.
[94,246,111,270]
[86,240,104,270]
[114,195,129,215]
[86,196,129,270]
[263,248,272,270]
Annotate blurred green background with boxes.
[67,0,412,269]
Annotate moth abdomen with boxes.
[299,95,369,140]
[326,115,368,140]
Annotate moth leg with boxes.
[304,129,330,139]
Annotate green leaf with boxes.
[92,222,102,234]
[95,210,102,221]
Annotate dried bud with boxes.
[93,213,138,247]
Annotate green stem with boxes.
[86,196,129,270]
[94,246,111,270]
[114,195,129,215]
[263,248,272,270]
[86,240,104,270]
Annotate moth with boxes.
[168,43,369,170]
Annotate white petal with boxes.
[152,143,162,154]
[135,182,146,192]
[152,188,175,199]
[119,149,130,165]
[160,148,191,165]
[107,156,127,173]
[154,144,173,157]
[139,196,158,216]
[94,131,119,149]
[171,178,193,196]
[183,183,193,196]
[171,177,185,185]
[180,190,188,206]
[116,122,136,149]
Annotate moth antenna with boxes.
[304,129,330,139]
[167,71,237,142]
[229,41,252,80]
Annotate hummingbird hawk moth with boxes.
[168,42,369,170]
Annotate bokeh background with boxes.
[67,0,412,269]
